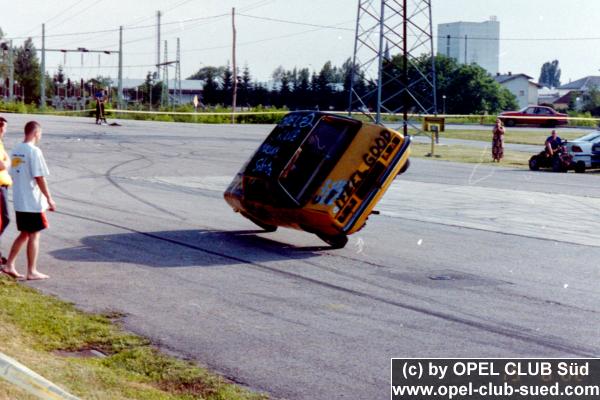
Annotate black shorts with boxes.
[16,212,48,233]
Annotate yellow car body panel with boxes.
[224,111,411,246]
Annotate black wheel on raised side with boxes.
[241,212,277,232]
[317,233,348,249]
[397,159,410,175]
[529,156,539,171]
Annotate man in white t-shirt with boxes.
[0,121,56,280]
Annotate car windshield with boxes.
[279,117,359,205]
[574,132,600,142]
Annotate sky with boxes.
[0,0,599,85]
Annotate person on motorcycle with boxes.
[545,130,562,157]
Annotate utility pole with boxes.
[176,37,182,105]
[231,7,238,123]
[8,40,14,101]
[156,10,161,80]
[118,25,123,109]
[161,40,168,108]
[40,23,46,108]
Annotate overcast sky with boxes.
[0,0,598,84]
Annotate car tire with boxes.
[575,161,586,173]
[505,119,516,127]
[397,159,410,175]
[529,156,539,171]
[317,233,348,249]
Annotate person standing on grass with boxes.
[0,117,13,263]
[492,118,505,162]
[0,121,56,280]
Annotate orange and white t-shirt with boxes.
[0,141,13,187]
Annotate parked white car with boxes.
[565,131,600,173]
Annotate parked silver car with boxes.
[564,131,600,173]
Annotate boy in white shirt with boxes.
[1,121,56,280]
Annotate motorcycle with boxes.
[528,143,573,172]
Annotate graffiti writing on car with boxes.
[312,179,348,206]
[258,143,280,156]
[333,130,401,223]
[252,157,273,176]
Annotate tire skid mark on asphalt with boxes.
[51,209,600,357]
[104,150,186,221]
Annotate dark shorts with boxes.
[16,212,48,233]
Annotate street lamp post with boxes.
[442,95,446,115]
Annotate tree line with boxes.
[186,55,518,115]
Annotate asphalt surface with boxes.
[1,114,599,400]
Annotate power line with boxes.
[163,0,196,14]
[180,22,354,53]
[47,0,103,32]
[238,13,354,31]
[6,12,229,41]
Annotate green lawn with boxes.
[410,142,530,167]
[412,129,588,146]
[0,277,267,400]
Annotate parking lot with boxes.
[3,114,599,399]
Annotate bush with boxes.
[567,111,597,127]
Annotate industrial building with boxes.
[437,17,500,75]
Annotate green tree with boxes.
[393,54,518,114]
[538,60,561,88]
[202,69,219,105]
[582,85,600,115]
[14,38,41,104]
[187,66,225,80]
[239,64,252,107]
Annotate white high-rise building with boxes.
[437,17,500,75]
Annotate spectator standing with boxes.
[1,121,56,280]
[492,118,505,162]
[0,116,12,263]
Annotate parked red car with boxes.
[498,106,568,127]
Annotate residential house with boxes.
[494,73,542,109]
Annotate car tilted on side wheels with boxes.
[224,111,411,248]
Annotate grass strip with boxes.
[0,277,266,400]
[409,142,530,168]
[414,129,588,146]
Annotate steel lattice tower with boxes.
[349,0,437,132]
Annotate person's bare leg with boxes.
[1,232,28,278]
[26,232,48,280]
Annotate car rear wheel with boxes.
[397,159,410,175]
[575,161,586,173]
[529,156,539,171]
[317,233,348,249]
